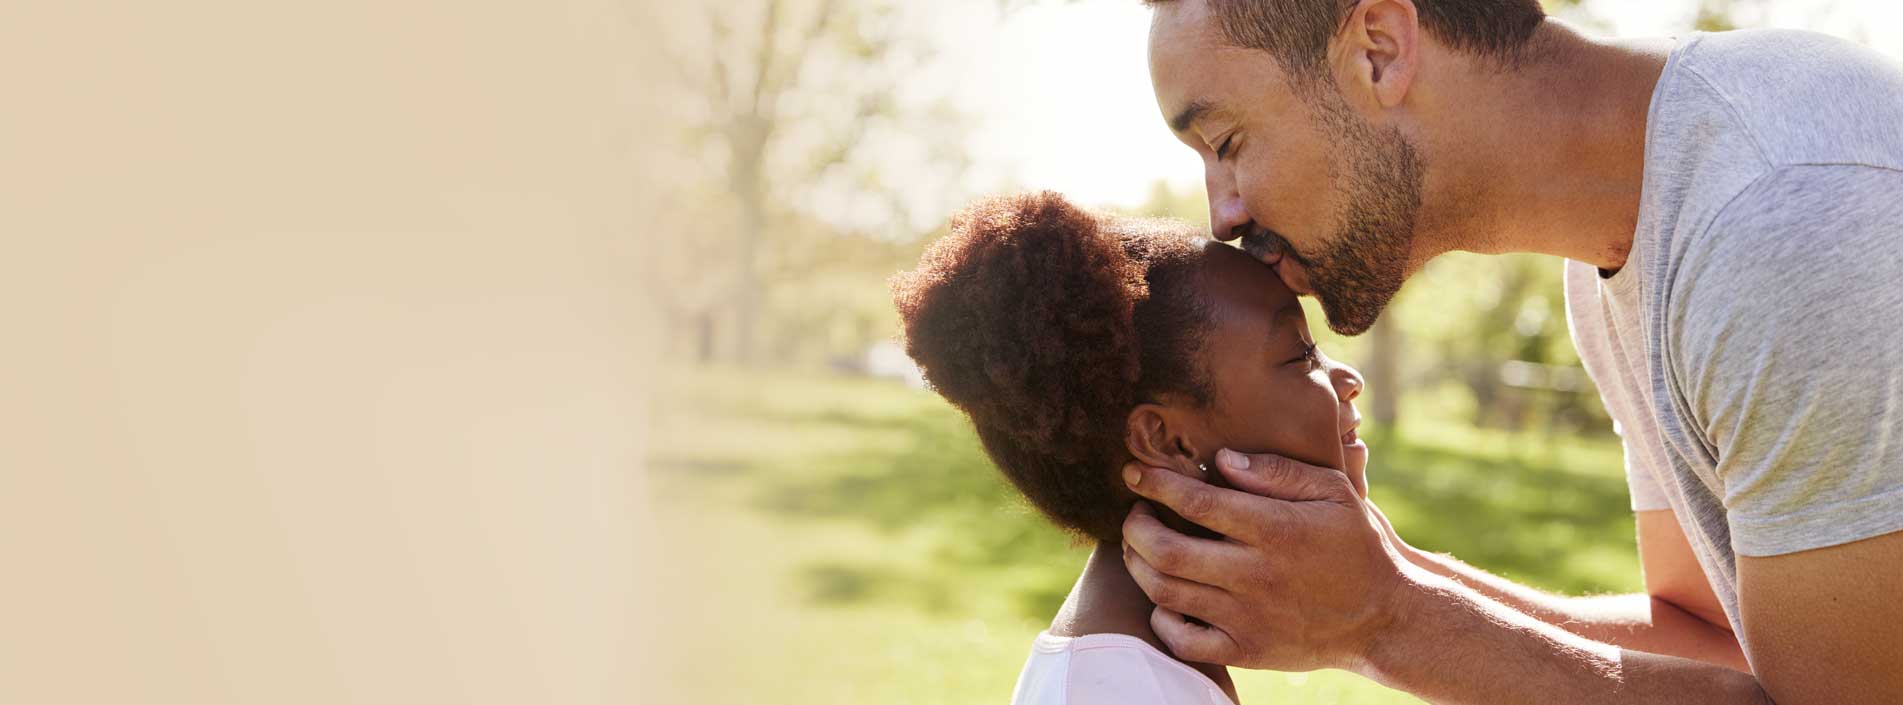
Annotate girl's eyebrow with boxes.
[1259,298,1304,340]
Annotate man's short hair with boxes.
[1149,0,1547,87]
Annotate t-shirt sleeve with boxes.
[1672,164,1903,557]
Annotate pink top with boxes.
[1009,631,1233,705]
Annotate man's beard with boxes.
[1298,93,1427,336]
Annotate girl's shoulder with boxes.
[1009,631,1235,705]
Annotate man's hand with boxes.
[1119,448,1418,672]
[1121,450,1774,704]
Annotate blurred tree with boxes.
[1125,179,1211,230]
[1367,313,1401,426]
[654,0,969,364]
[1694,0,1752,31]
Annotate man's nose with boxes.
[1205,169,1251,241]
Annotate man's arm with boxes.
[1118,451,1903,705]
[1381,506,1747,671]
[1359,566,1767,705]
[1738,532,1903,703]
[1361,528,1903,704]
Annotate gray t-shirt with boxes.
[1563,29,1903,644]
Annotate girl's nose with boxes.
[1333,363,1364,402]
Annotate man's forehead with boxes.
[1148,0,1222,73]
[1147,0,1206,34]
[1149,3,1227,132]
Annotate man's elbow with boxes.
[1648,588,1732,635]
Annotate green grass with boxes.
[647,366,1639,704]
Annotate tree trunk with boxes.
[1369,311,1401,428]
[728,114,769,365]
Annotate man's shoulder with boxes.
[1665,164,1903,385]
[1677,29,1890,92]
[1678,164,1903,277]
[1669,29,1903,170]
[1683,28,1863,63]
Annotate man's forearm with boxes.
[1405,549,1748,670]
[1360,571,1769,705]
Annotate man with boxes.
[1117,0,1903,703]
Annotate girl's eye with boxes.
[1215,135,1234,160]
[1300,342,1321,367]
[1287,341,1318,366]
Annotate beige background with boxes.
[1,0,669,702]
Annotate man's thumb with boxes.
[1213,448,1347,502]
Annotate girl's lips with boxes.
[1341,426,1360,445]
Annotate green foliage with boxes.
[649,366,1638,704]
[1383,252,1610,433]
[1694,0,1752,32]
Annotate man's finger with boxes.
[1122,463,1268,541]
[1212,448,1355,504]
[1150,605,1241,666]
[1123,542,1230,619]
[1122,502,1252,585]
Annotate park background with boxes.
[639,1,1903,702]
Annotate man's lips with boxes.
[1237,230,1316,295]
[1275,258,1316,296]
[1238,230,1282,262]
[1340,414,1362,445]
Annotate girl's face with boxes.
[1189,242,1368,491]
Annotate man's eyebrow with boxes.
[1169,99,1212,134]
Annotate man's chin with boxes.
[1318,297,1382,336]
[1312,277,1401,336]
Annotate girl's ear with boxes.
[1125,403,1207,478]
[1124,403,1226,540]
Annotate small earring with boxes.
[1197,462,1211,478]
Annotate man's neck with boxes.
[1417,20,1674,272]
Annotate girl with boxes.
[893,192,1369,704]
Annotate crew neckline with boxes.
[1603,32,1702,296]
[1031,630,1229,693]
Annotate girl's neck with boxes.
[1048,541,1237,701]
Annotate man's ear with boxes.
[1125,403,1208,479]
[1335,0,1421,110]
